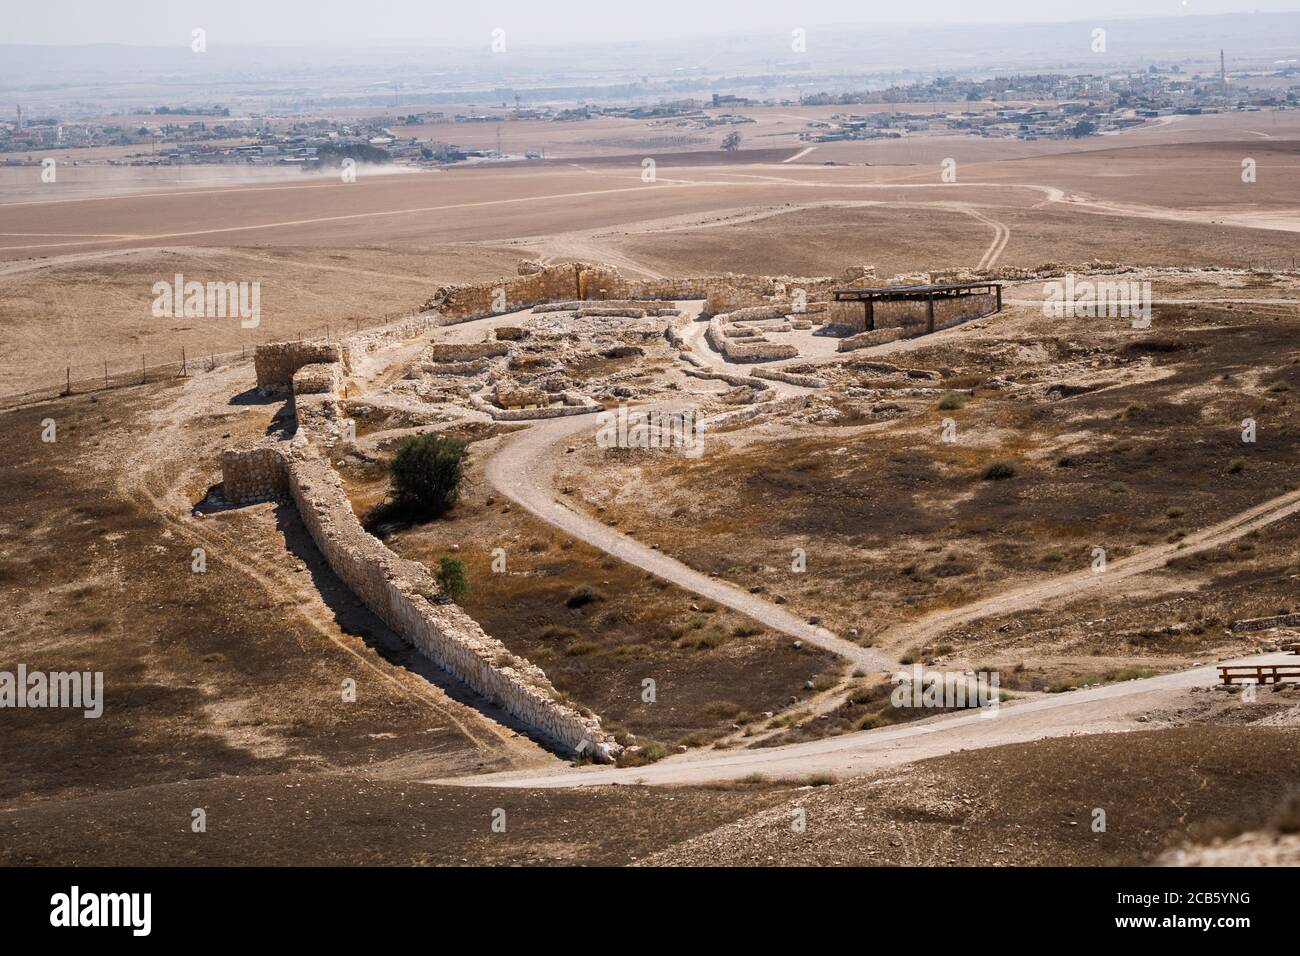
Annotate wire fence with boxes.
[0,309,427,412]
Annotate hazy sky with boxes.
[8,0,1300,46]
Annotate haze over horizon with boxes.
[8,0,1300,47]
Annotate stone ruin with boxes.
[220,336,621,763]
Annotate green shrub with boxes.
[937,391,967,411]
[388,433,467,516]
[676,625,728,650]
[435,556,469,600]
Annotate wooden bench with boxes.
[1217,664,1300,686]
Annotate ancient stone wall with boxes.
[752,367,828,388]
[494,381,551,409]
[703,268,872,316]
[578,267,708,302]
[292,362,342,396]
[836,327,910,352]
[706,316,799,363]
[286,447,617,760]
[255,342,349,392]
[1231,612,1300,633]
[425,342,512,362]
[709,394,811,428]
[470,391,601,421]
[220,446,290,503]
[425,264,585,321]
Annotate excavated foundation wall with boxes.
[706,315,798,362]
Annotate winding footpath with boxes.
[437,651,1296,788]
[484,411,888,671]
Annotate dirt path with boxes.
[107,355,553,769]
[483,411,887,670]
[435,651,1295,788]
[875,485,1300,650]
[969,206,1011,269]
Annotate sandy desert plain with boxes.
[3,104,1300,867]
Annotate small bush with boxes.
[704,701,743,719]
[435,556,469,601]
[937,391,967,411]
[853,713,887,731]
[1228,458,1246,474]
[981,460,1016,481]
[676,625,729,650]
[564,640,599,656]
[565,585,605,609]
[539,625,579,641]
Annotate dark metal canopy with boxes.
[832,281,1002,302]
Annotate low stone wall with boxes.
[1231,613,1300,633]
[703,268,872,315]
[752,367,828,388]
[286,448,616,760]
[706,317,798,363]
[420,358,491,377]
[709,394,811,428]
[425,263,585,321]
[255,342,349,392]
[495,381,551,409]
[425,342,512,362]
[724,320,792,335]
[292,362,342,396]
[470,392,602,421]
[577,306,646,319]
[578,267,708,302]
[427,261,874,323]
[220,446,290,503]
[682,366,771,390]
[536,299,679,314]
[837,326,912,352]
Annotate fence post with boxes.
[182,346,187,376]
[142,355,146,385]
[104,361,108,389]
[64,367,70,397]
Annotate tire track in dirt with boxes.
[108,365,551,766]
